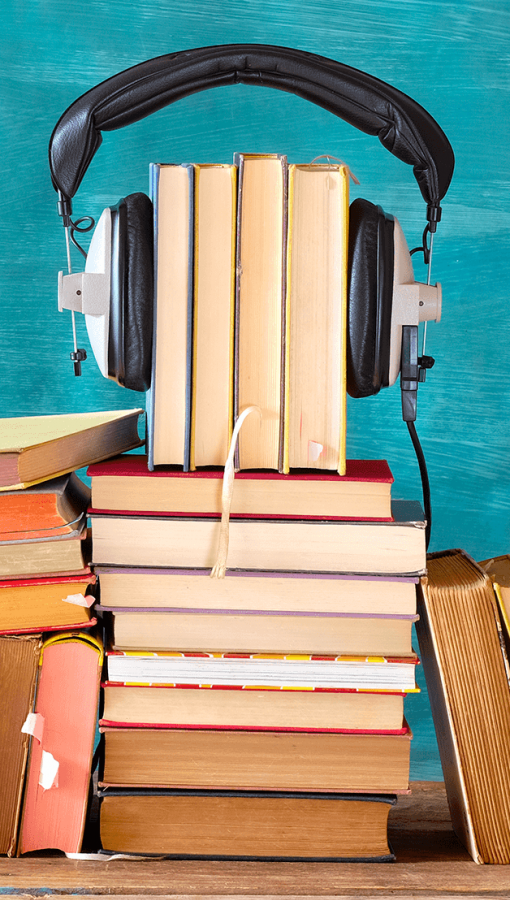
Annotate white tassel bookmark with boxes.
[210,406,261,579]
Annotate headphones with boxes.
[50,44,454,404]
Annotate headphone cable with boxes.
[406,419,431,550]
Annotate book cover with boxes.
[190,164,236,469]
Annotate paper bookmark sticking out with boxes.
[63,592,95,608]
[21,712,45,744]
[39,750,59,791]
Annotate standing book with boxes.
[285,162,349,474]
[190,164,236,468]
[18,632,103,855]
[0,634,41,856]
[234,153,287,471]
[416,549,510,864]
[148,163,194,470]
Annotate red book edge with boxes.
[87,455,394,484]
[0,617,97,635]
[98,719,409,735]
[0,570,95,588]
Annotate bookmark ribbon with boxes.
[210,406,261,580]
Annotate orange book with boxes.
[18,632,103,855]
[0,473,90,541]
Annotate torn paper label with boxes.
[63,592,94,608]
[39,750,59,790]
[308,441,323,462]
[21,712,44,744]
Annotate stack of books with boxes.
[90,456,427,860]
[0,409,143,857]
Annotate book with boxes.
[147,163,194,470]
[90,500,426,575]
[93,566,418,616]
[100,682,408,733]
[416,549,510,864]
[98,725,411,792]
[88,456,394,520]
[479,554,510,640]
[105,650,419,692]
[234,153,287,471]
[0,472,90,541]
[98,789,397,860]
[285,163,349,474]
[190,164,236,468]
[0,526,89,579]
[102,607,417,656]
[18,632,103,855]
[0,410,143,490]
[0,634,41,856]
[0,571,95,633]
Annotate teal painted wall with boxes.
[2,1,509,781]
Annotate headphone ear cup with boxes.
[346,198,394,399]
[109,192,154,392]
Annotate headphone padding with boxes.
[347,198,394,399]
[109,192,154,392]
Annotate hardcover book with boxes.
[90,500,425,575]
[99,725,411,793]
[0,634,41,856]
[0,410,143,490]
[18,632,103,855]
[88,456,394,520]
[147,163,194,470]
[98,789,397,860]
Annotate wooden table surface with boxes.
[1,782,510,898]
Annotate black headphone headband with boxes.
[49,44,454,224]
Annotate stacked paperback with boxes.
[0,409,143,856]
[90,456,427,860]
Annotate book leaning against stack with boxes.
[0,409,143,857]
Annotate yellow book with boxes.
[285,163,348,474]
[190,164,236,469]
[0,410,143,490]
